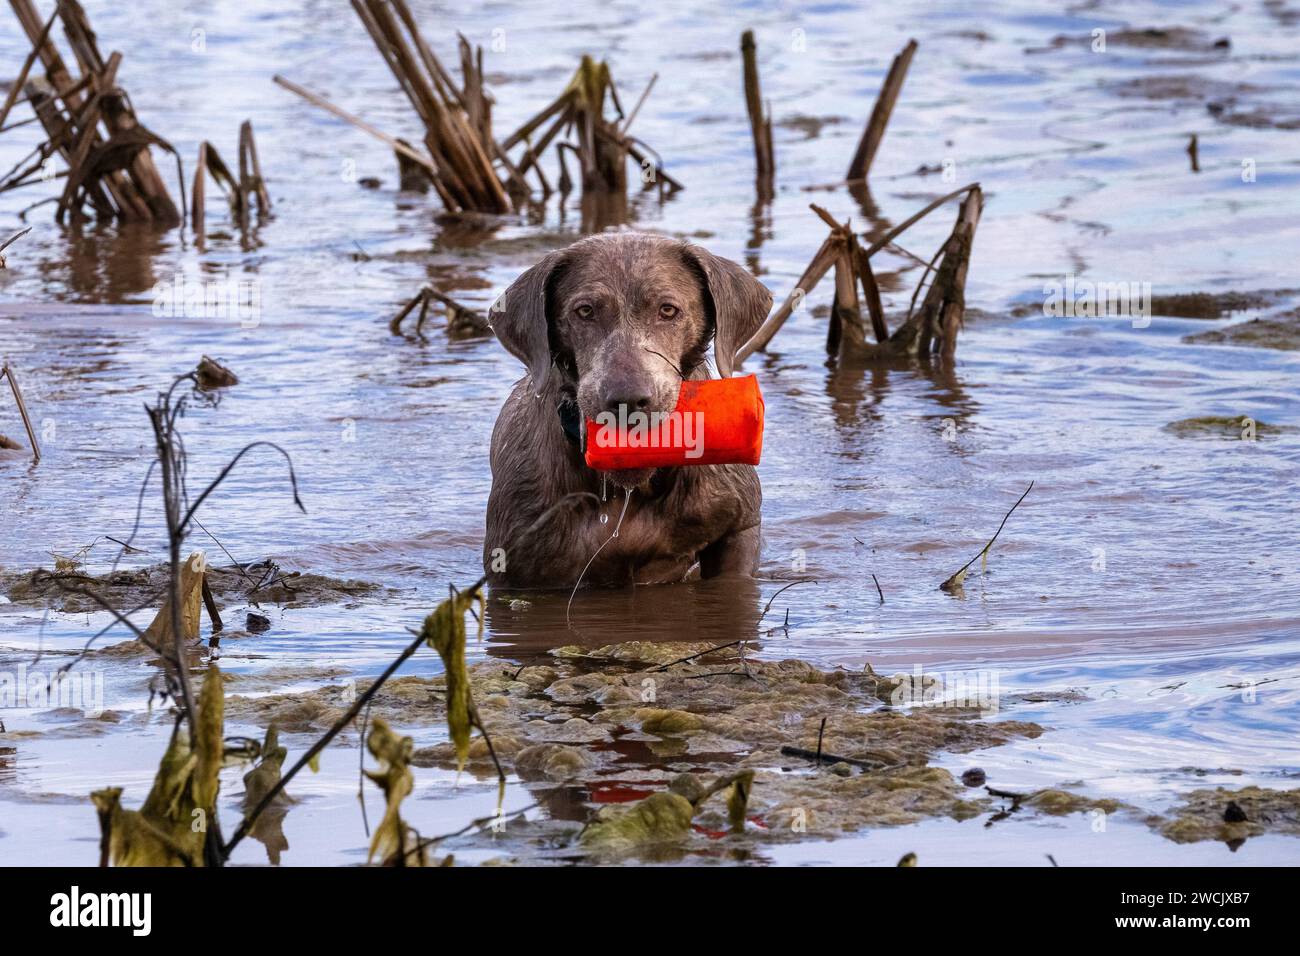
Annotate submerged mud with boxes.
[0,562,385,614]
[1150,290,1293,320]
[1163,416,1290,439]
[1183,307,1300,351]
[218,639,1300,862]
[1152,787,1300,846]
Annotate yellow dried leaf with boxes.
[94,664,225,866]
[418,588,479,772]
[241,725,291,865]
[242,726,287,810]
[364,717,425,866]
[142,550,207,650]
[726,770,754,833]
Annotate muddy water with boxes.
[2,0,1300,865]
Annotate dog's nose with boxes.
[603,391,653,415]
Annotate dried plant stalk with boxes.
[8,0,181,226]
[889,186,983,358]
[352,0,511,213]
[741,30,774,199]
[846,39,917,182]
[1,363,41,461]
[738,184,983,365]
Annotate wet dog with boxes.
[483,232,771,587]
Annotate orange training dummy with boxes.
[584,374,764,471]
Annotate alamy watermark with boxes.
[1,665,105,717]
[592,407,705,459]
[889,665,1001,714]
[151,274,262,328]
[1043,275,1151,328]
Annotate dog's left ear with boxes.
[683,245,773,378]
[490,249,568,392]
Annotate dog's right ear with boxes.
[490,249,568,392]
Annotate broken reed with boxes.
[741,31,774,200]
[389,284,490,336]
[274,1,677,222]
[352,0,512,212]
[4,0,182,226]
[846,39,917,182]
[736,184,984,365]
[192,121,271,246]
[504,55,672,192]
[1,363,41,461]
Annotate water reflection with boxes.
[484,574,763,660]
[40,221,172,303]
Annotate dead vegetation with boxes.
[727,37,988,365]
[845,39,917,184]
[498,53,681,228]
[738,185,984,366]
[389,284,491,336]
[351,0,512,213]
[0,362,40,461]
[939,482,1034,593]
[2,0,183,227]
[740,31,774,200]
[12,361,499,867]
[191,121,270,248]
[276,1,678,235]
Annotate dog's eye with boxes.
[574,304,594,320]
[659,304,680,320]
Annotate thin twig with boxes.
[757,578,815,627]
[940,482,1035,592]
[650,639,745,672]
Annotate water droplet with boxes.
[599,513,609,525]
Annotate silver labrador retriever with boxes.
[484,232,771,587]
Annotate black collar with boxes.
[557,397,583,446]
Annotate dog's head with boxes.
[491,233,771,481]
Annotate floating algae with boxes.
[581,769,755,852]
[1164,416,1289,440]
[581,790,696,851]
[1,561,383,615]
[639,709,707,734]
[551,641,726,666]
[147,639,1144,862]
[1183,307,1300,351]
[1023,789,1132,817]
[346,642,1051,857]
[1148,290,1287,319]
[225,683,353,733]
[514,742,593,781]
[1151,786,1300,846]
